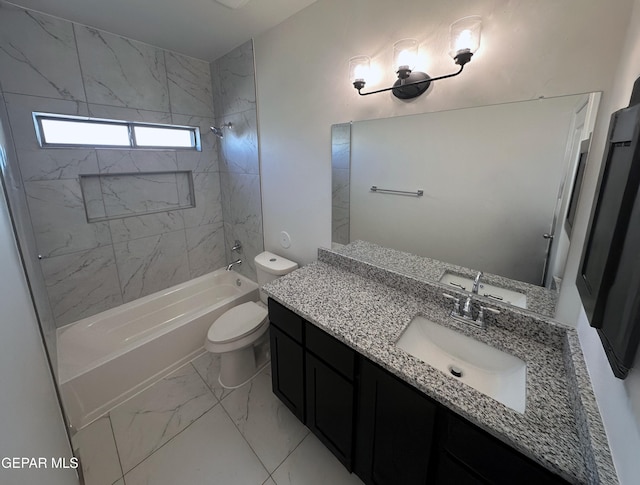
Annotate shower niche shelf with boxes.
[79,170,195,223]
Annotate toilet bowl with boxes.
[205,251,298,389]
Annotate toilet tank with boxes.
[254,251,298,303]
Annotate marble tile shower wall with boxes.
[211,40,264,281]
[331,123,351,245]
[0,2,227,327]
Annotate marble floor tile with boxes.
[191,352,232,402]
[113,480,124,485]
[123,405,269,485]
[221,366,309,474]
[263,478,277,485]
[271,434,364,485]
[71,416,122,485]
[109,363,217,473]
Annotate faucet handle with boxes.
[462,295,474,319]
[443,293,461,315]
[477,305,500,325]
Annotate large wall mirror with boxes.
[331,93,600,290]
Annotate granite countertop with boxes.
[330,240,558,317]
[262,250,617,485]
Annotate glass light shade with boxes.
[449,16,482,58]
[349,56,371,84]
[393,39,419,72]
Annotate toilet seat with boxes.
[207,301,268,344]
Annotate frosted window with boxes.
[33,113,200,150]
[40,119,130,147]
[134,126,194,148]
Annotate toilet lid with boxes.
[208,302,268,344]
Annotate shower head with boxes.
[210,122,233,138]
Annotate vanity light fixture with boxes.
[350,16,482,99]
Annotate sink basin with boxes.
[396,315,526,413]
[439,272,527,309]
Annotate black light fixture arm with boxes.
[355,64,465,96]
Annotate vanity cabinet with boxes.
[355,358,437,485]
[268,299,571,485]
[268,299,357,468]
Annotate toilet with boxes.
[205,251,298,389]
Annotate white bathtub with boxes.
[57,269,259,430]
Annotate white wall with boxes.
[0,148,77,483]
[556,0,640,483]
[255,0,632,266]
[349,96,581,284]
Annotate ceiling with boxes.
[7,0,318,61]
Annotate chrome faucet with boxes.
[443,293,500,329]
[472,271,483,294]
[226,259,242,271]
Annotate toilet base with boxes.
[218,346,268,389]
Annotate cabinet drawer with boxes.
[442,412,569,485]
[268,298,303,343]
[305,322,355,381]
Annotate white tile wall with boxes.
[0,2,235,328]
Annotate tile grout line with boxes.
[117,397,221,479]
[111,361,219,478]
[217,363,310,482]
[107,413,125,484]
[268,429,312,482]
[217,373,273,479]
[189,358,235,403]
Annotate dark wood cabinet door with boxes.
[306,353,355,470]
[441,412,570,485]
[355,359,437,485]
[434,451,487,485]
[269,326,304,421]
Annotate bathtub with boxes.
[57,269,259,430]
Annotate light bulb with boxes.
[449,16,482,58]
[455,29,473,53]
[349,56,371,88]
[393,39,419,72]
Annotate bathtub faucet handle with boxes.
[232,240,242,253]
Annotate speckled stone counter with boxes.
[262,257,617,484]
[328,240,558,317]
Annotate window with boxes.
[33,113,201,150]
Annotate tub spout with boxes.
[226,259,242,271]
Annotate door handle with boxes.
[543,233,554,240]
